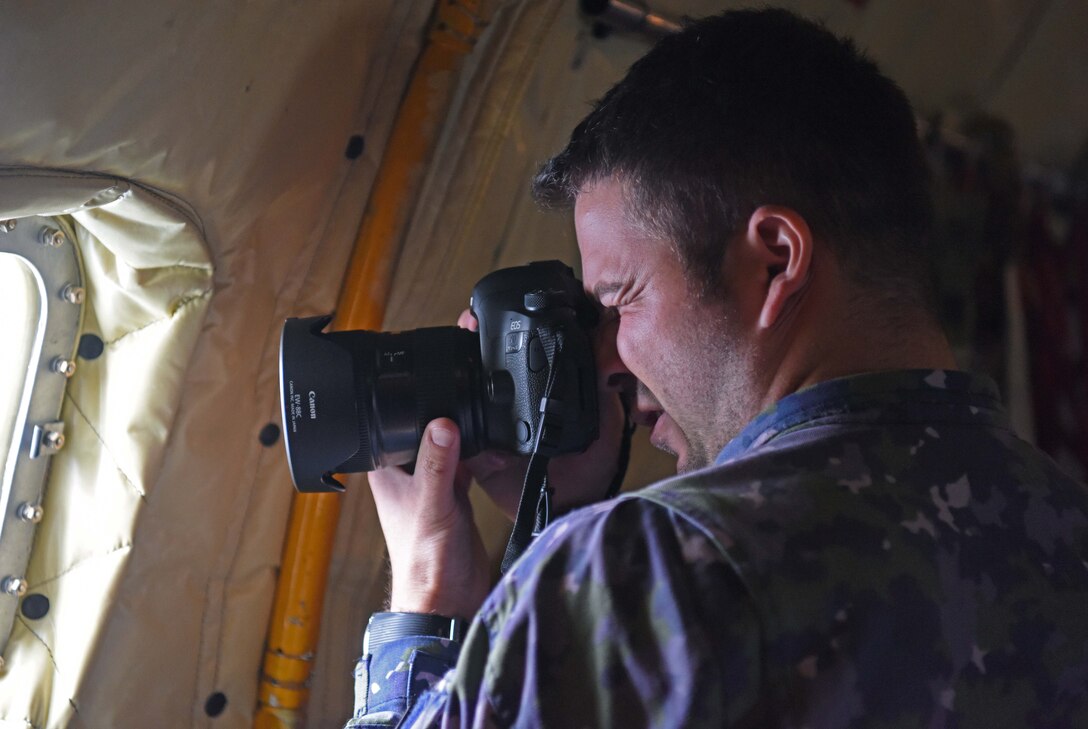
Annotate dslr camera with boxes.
[279,260,599,491]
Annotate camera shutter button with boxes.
[523,291,548,311]
[528,336,547,372]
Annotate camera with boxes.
[279,260,600,492]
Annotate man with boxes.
[350,9,1088,727]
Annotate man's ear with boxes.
[743,206,813,330]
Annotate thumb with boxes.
[457,308,478,332]
[415,418,461,502]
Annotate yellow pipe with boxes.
[255,2,491,727]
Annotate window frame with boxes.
[0,215,84,659]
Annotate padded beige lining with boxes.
[2,185,212,727]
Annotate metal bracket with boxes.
[29,422,66,459]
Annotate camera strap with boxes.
[499,448,552,575]
[500,330,565,574]
[604,395,636,500]
[499,330,640,574]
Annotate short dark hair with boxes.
[533,8,935,309]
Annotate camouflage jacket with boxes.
[347,370,1088,728]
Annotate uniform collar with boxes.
[715,369,1007,466]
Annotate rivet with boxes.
[0,219,16,233]
[2,577,28,597]
[52,357,77,377]
[259,423,281,447]
[62,285,85,304]
[205,691,228,717]
[38,227,66,247]
[78,334,105,360]
[42,430,65,451]
[20,593,50,620]
[344,134,365,160]
[17,503,44,523]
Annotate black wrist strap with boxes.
[363,611,466,654]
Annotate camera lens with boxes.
[280,317,487,491]
[331,327,487,470]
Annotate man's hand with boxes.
[366,309,628,620]
[367,419,490,620]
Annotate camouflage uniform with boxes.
[347,370,1088,728]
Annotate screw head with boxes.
[42,430,65,450]
[0,219,16,233]
[62,285,85,304]
[17,503,44,523]
[39,227,66,247]
[52,357,77,377]
[2,577,28,597]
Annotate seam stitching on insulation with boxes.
[102,288,212,346]
[115,262,212,273]
[210,445,271,702]
[66,700,86,728]
[11,621,91,728]
[28,542,134,590]
[63,394,148,501]
[14,617,61,674]
[194,576,210,724]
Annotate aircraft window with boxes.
[0,217,84,655]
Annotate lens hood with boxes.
[279,315,361,491]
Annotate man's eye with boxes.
[598,306,620,326]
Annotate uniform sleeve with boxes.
[386,496,764,728]
[344,636,461,728]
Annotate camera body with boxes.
[471,260,599,458]
[279,260,599,492]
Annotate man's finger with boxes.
[416,419,461,497]
[457,308,478,331]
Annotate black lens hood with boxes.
[279,315,361,492]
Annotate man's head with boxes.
[534,9,945,472]
[535,8,934,305]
